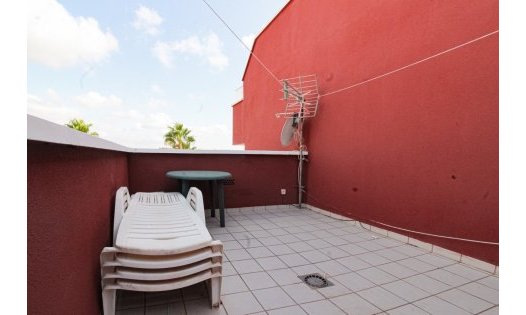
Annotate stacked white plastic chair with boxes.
[100,187,223,315]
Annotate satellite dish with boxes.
[280,113,298,146]
[276,75,319,209]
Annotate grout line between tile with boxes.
[210,206,498,315]
[302,203,499,275]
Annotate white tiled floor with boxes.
[116,206,499,314]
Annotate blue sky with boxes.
[27,0,287,148]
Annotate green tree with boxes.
[164,123,196,149]
[65,118,99,136]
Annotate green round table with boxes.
[166,170,232,227]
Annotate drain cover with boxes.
[298,273,333,288]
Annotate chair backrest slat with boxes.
[186,187,205,223]
[113,187,130,245]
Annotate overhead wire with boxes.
[200,0,310,207]
[318,30,499,98]
[302,190,499,246]
[368,220,499,245]
[308,30,500,246]
[200,0,282,84]
[200,0,498,98]
[199,3,499,246]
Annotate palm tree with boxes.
[65,118,99,136]
[164,123,196,149]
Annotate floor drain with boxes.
[298,273,334,289]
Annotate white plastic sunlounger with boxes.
[101,187,223,315]
[116,192,212,255]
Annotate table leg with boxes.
[175,178,183,192]
[218,180,225,227]
[209,180,216,217]
[181,180,189,197]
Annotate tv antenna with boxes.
[277,74,319,208]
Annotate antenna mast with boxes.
[276,74,319,208]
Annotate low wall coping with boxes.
[27,115,305,156]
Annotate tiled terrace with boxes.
[116,205,499,315]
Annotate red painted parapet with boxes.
[232,100,244,145]
[128,152,298,208]
[28,139,299,314]
[28,141,128,315]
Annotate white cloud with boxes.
[97,109,173,148]
[190,124,237,150]
[75,91,123,108]
[187,93,206,102]
[204,34,229,69]
[153,33,229,70]
[28,0,118,68]
[152,42,174,67]
[28,90,238,149]
[146,98,169,109]
[150,84,163,94]
[242,33,256,49]
[96,112,236,149]
[27,93,81,124]
[133,5,163,36]
[140,112,172,129]
[110,109,142,127]
[46,88,60,100]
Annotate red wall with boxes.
[28,141,128,314]
[236,0,499,263]
[232,100,244,145]
[28,140,299,313]
[128,153,298,208]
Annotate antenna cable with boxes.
[200,0,281,84]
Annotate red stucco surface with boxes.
[28,140,299,313]
[232,100,244,145]
[28,141,128,314]
[128,153,298,208]
[235,0,499,263]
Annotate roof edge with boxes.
[241,0,293,82]
[232,99,243,107]
[27,114,131,152]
